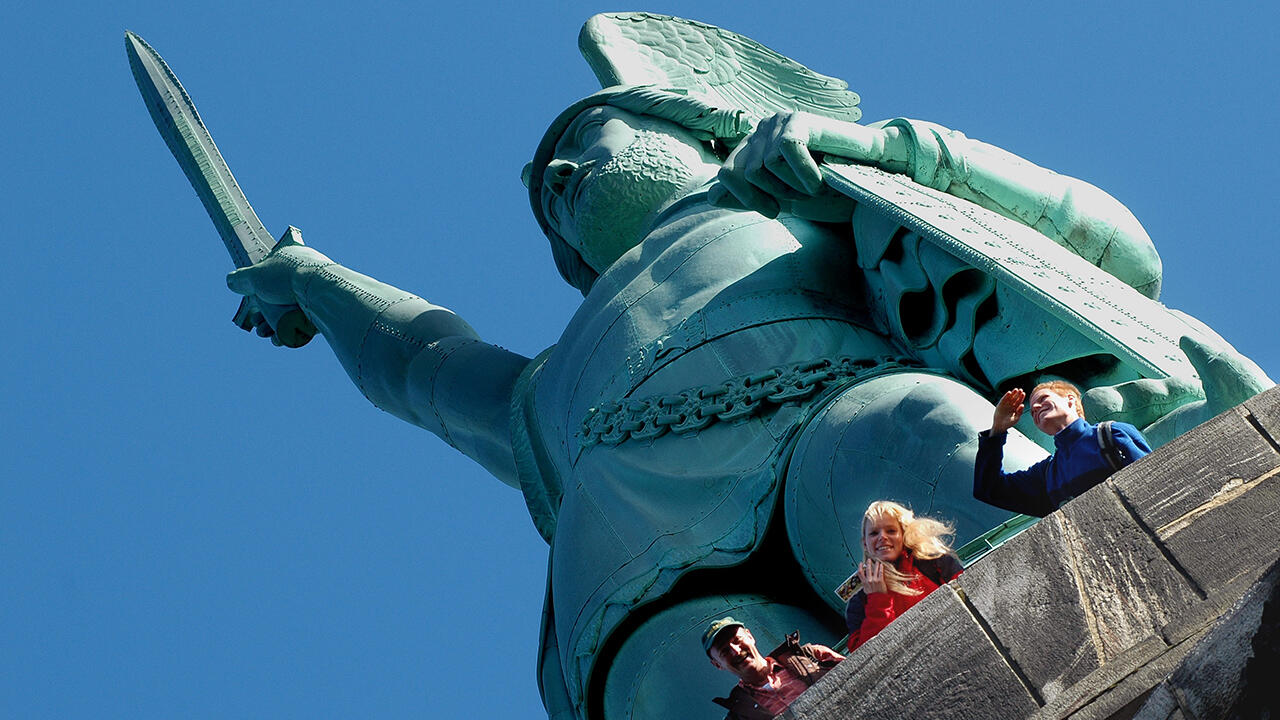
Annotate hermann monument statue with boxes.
[127,13,1273,720]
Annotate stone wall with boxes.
[781,387,1280,720]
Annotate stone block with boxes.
[1112,406,1279,532]
[1131,684,1179,720]
[1110,407,1280,593]
[1055,488,1201,658]
[1242,385,1280,445]
[1153,559,1278,720]
[1158,566,1268,647]
[954,516,1096,699]
[782,586,1037,720]
[1049,628,1205,720]
[957,484,1199,705]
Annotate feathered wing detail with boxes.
[579,12,862,124]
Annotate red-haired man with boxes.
[974,381,1150,517]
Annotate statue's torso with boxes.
[525,199,900,702]
[545,199,900,428]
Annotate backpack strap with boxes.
[800,644,842,671]
[776,632,816,684]
[1096,420,1126,471]
[771,632,834,686]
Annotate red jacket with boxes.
[844,552,962,651]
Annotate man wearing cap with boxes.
[703,617,843,720]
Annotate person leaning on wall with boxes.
[703,617,842,720]
[974,380,1151,517]
[844,501,963,651]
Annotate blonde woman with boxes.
[844,501,962,651]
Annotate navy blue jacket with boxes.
[974,418,1151,517]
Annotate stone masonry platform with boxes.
[781,387,1280,720]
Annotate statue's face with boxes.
[541,106,721,274]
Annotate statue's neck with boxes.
[649,180,716,231]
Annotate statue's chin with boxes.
[570,130,696,272]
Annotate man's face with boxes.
[541,106,721,274]
[863,515,905,564]
[708,626,770,682]
[1029,388,1079,435]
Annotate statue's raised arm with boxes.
[226,237,530,484]
[126,30,529,486]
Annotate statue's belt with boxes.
[578,354,918,447]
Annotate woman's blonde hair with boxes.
[860,500,956,596]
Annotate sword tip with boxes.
[124,30,152,57]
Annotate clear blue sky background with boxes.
[3,2,1277,718]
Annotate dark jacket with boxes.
[712,632,841,720]
[974,418,1150,517]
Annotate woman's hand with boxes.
[859,558,888,595]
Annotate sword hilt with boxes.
[233,296,316,348]
[230,225,318,348]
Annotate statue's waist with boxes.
[579,353,917,448]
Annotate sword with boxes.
[125,30,315,347]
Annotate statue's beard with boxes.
[572,130,696,271]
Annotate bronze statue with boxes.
[129,13,1272,719]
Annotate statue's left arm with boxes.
[714,112,1162,298]
[227,238,530,486]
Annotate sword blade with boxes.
[125,30,274,268]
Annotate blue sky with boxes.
[3,1,1277,718]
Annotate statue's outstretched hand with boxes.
[711,111,903,221]
[226,229,331,347]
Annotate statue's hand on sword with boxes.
[227,227,326,348]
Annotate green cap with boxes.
[701,616,744,655]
